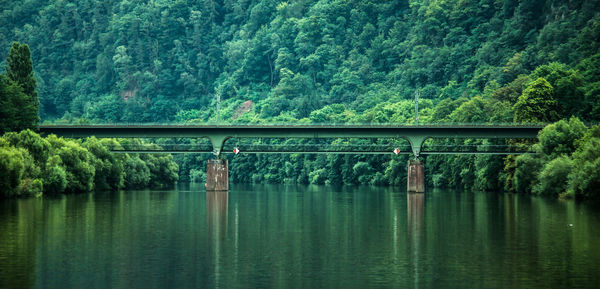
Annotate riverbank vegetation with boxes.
[513,119,600,199]
[0,130,178,198]
[1,1,599,198]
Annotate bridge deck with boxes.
[39,124,543,138]
[39,124,544,156]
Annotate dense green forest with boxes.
[1,0,599,198]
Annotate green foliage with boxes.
[353,161,375,184]
[0,0,595,124]
[189,169,206,183]
[568,136,600,199]
[493,75,530,103]
[17,178,43,197]
[309,104,355,123]
[3,129,50,167]
[430,98,468,123]
[5,43,37,99]
[141,154,179,189]
[43,155,67,195]
[384,158,407,186]
[537,117,587,158]
[474,154,505,192]
[2,42,38,131]
[432,173,446,188]
[533,156,573,196]
[530,63,585,117]
[0,146,26,197]
[502,120,600,199]
[513,154,543,194]
[449,96,502,123]
[308,168,327,185]
[47,135,96,193]
[0,129,179,198]
[0,75,31,132]
[82,137,125,190]
[124,156,151,189]
[513,78,560,123]
[583,82,600,121]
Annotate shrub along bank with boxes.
[513,118,600,199]
[0,130,178,198]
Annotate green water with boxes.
[1,184,599,289]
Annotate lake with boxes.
[1,184,599,289]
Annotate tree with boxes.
[513,154,543,194]
[0,146,26,197]
[123,156,151,189]
[533,156,572,197]
[5,42,39,130]
[430,98,468,123]
[513,77,560,123]
[537,117,587,158]
[83,137,125,190]
[0,75,27,132]
[46,135,96,193]
[567,129,600,199]
[43,155,67,195]
[530,63,586,118]
[2,129,51,168]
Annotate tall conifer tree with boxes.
[5,42,39,130]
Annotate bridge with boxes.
[39,124,544,193]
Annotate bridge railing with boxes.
[112,142,535,154]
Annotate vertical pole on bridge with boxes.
[407,159,425,193]
[206,159,228,191]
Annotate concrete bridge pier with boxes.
[206,159,229,191]
[407,159,425,193]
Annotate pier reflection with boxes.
[206,190,229,287]
[407,192,424,233]
[407,192,425,288]
[206,190,228,240]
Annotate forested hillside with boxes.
[1,0,599,197]
[1,0,598,122]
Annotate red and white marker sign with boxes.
[393,148,400,155]
[233,147,240,154]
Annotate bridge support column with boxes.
[407,159,425,193]
[206,159,228,191]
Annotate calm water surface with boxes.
[1,184,599,289]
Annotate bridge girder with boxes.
[39,125,543,158]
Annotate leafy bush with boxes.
[537,117,587,158]
[0,146,25,197]
[18,178,43,197]
[513,154,543,194]
[432,174,446,188]
[43,156,67,195]
[533,156,573,196]
[47,135,96,193]
[568,137,600,199]
[124,156,151,189]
